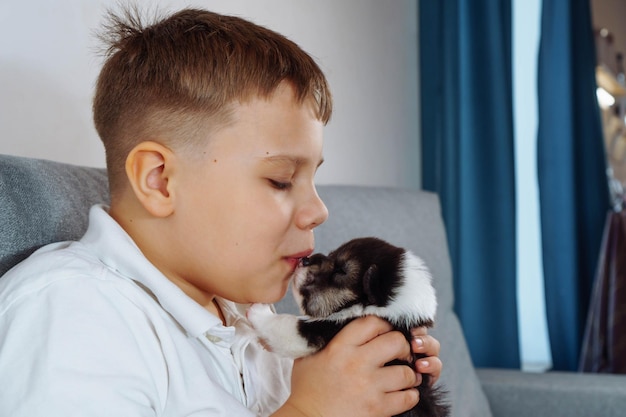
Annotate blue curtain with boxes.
[419,0,520,368]
[537,0,609,371]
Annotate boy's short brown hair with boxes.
[93,7,332,193]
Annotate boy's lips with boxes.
[284,249,314,272]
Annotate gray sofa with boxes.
[1,153,625,416]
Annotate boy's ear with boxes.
[125,141,176,218]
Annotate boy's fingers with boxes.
[410,327,442,384]
[410,331,440,356]
[382,388,420,416]
[369,365,421,416]
[331,315,393,347]
[365,329,413,366]
[377,362,422,392]
[415,356,443,384]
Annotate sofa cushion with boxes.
[0,154,109,276]
[276,185,492,417]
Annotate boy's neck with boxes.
[207,298,227,325]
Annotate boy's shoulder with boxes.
[0,240,151,316]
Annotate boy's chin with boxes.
[259,284,291,305]
[236,283,289,306]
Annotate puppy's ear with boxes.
[363,264,382,305]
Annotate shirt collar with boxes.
[81,205,229,341]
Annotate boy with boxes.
[0,7,441,417]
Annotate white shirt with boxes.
[0,205,292,417]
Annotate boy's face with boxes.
[169,83,328,305]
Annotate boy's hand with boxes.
[411,326,442,385]
[283,316,422,417]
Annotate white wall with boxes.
[0,0,420,189]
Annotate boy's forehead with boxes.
[199,82,324,165]
[226,88,323,136]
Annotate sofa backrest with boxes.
[0,154,109,277]
[0,154,492,417]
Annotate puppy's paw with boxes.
[246,303,274,328]
[246,304,315,358]
[246,303,272,319]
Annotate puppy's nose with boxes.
[301,257,312,266]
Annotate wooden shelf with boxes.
[596,65,626,96]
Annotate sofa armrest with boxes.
[477,368,626,417]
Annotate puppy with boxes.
[247,237,449,417]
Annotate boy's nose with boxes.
[299,189,328,230]
[310,197,329,229]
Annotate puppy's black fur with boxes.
[247,237,449,417]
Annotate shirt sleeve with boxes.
[0,276,166,417]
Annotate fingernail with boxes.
[413,336,424,350]
[419,360,430,370]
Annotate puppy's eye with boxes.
[333,264,346,275]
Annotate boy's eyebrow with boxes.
[262,155,325,168]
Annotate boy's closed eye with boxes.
[268,179,292,190]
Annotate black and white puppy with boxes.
[247,237,449,417]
